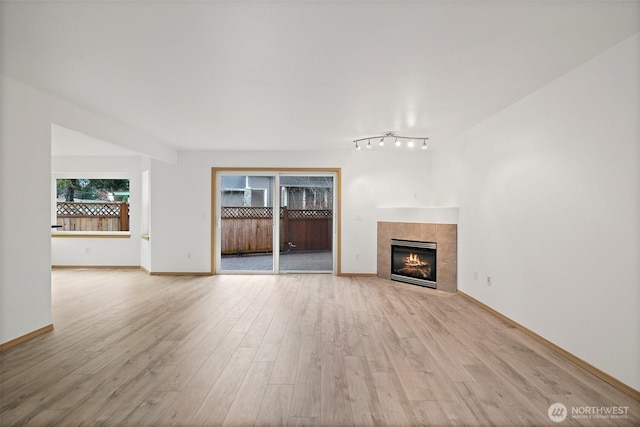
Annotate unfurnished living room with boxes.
[1,1,639,426]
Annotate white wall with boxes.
[140,168,152,271]
[1,77,53,343]
[432,34,640,390]
[147,149,433,274]
[51,155,143,266]
[0,75,175,344]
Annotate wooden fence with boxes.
[221,206,332,255]
[56,202,129,231]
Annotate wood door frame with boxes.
[211,167,341,275]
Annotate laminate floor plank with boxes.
[464,363,550,426]
[155,318,237,392]
[344,355,385,427]
[189,345,257,426]
[540,365,640,412]
[255,384,294,427]
[269,329,303,385]
[118,390,181,426]
[54,344,172,425]
[334,277,371,361]
[371,371,419,426]
[398,290,482,379]
[320,340,353,426]
[159,285,244,350]
[269,277,312,385]
[453,379,514,426]
[240,277,290,349]
[0,373,90,426]
[253,280,298,361]
[229,276,276,334]
[320,277,339,344]
[290,331,323,417]
[1,270,638,426]
[356,280,400,374]
[222,361,273,426]
[152,331,246,426]
[411,400,453,427]
[287,416,321,426]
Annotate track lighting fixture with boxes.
[353,132,429,151]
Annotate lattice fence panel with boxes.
[221,206,274,219]
[57,202,122,217]
[287,209,333,220]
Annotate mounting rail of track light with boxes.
[353,132,428,151]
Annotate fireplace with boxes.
[390,239,437,289]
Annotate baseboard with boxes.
[457,291,640,402]
[0,324,54,352]
[149,271,214,276]
[339,273,377,277]
[138,264,213,276]
[52,265,141,270]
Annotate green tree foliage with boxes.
[56,179,129,201]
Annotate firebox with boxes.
[390,239,437,289]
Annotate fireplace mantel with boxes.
[376,206,459,224]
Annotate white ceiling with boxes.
[3,1,639,155]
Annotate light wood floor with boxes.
[1,270,638,426]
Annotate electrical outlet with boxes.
[487,276,492,286]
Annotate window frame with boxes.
[51,174,132,238]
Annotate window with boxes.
[54,178,130,232]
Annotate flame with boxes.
[404,253,426,267]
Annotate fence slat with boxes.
[220,207,332,254]
[56,202,128,231]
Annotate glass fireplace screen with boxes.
[390,239,436,288]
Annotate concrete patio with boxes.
[220,250,333,272]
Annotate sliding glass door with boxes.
[278,175,334,273]
[219,175,275,272]
[215,171,336,274]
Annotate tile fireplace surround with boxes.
[377,222,457,293]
